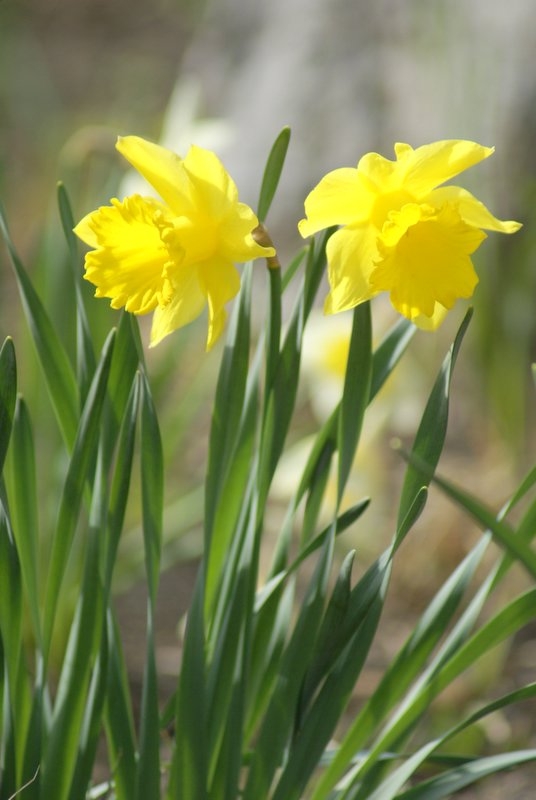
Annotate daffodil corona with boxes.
[299,140,521,328]
[75,136,275,349]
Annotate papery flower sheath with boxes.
[298,140,521,328]
[74,136,275,349]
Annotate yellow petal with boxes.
[426,185,522,233]
[197,257,241,349]
[220,203,275,262]
[299,168,374,238]
[73,212,99,248]
[412,303,449,330]
[183,145,238,215]
[372,204,483,321]
[323,224,379,314]
[149,270,206,347]
[355,152,400,193]
[116,136,194,216]
[77,196,173,314]
[396,140,495,196]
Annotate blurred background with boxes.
[1,1,536,796]
[2,0,535,441]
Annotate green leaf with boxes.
[0,493,26,774]
[135,374,164,800]
[43,329,116,658]
[396,308,472,536]
[8,397,41,644]
[271,552,391,800]
[205,264,253,548]
[243,531,335,800]
[309,533,490,800]
[67,645,109,800]
[104,610,137,800]
[135,620,161,800]
[341,587,536,798]
[370,317,415,401]
[428,467,536,580]
[57,182,96,403]
[139,372,163,603]
[257,127,291,222]
[0,337,17,475]
[397,750,536,799]
[245,581,293,742]
[40,521,105,800]
[0,204,79,449]
[364,683,536,800]
[103,373,140,592]
[337,303,372,504]
[207,521,256,799]
[169,568,208,800]
[100,312,143,472]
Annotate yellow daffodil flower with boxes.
[74,136,275,349]
[298,140,521,329]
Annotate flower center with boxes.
[370,189,415,229]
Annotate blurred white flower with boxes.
[273,305,428,547]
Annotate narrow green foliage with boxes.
[0,338,16,474]
[243,531,335,800]
[205,264,253,549]
[396,308,472,535]
[0,204,79,448]
[8,398,41,644]
[57,182,96,402]
[337,302,372,504]
[40,526,105,800]
[257,127,291,222]
[429,467,536,579]
[104,611,137,800]
[43,329,116,660]
[103,373,140,590]
[370,317,415,401]
[169,569,208,800]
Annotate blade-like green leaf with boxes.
[370,317,415,401]
[57,182,97,403]
[0,492,26,785]
[135,617,160,800]
[309,531,490,800]
[363,683,536,800]
[103,373,140,592]
[205,264,253,547]
[168,567,208,800]
[43,329,116,657]
[339,587,536,798]
[8,397,41,644]
[337,303,372,504]
[104,610,137,800]
[429,466,536,580]
[243,530,335,800]
[135,374,164,800]
[257,127,291,222]
[397,750,536,800]
[0,205,79,448]
[396,308,472,537]
[40,523,104,800]
[0,337,17,474]
[66,643,109,800]
[139,372,163,605]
